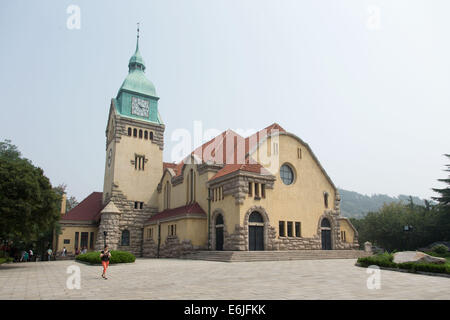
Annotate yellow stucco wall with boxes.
[57,226,98,254]
[145,217,207,247]
[243,134,338,238]
[103,113,163,208]
[338,219,355,243]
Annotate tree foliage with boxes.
[352,155,450,251]
[0,140,60,244]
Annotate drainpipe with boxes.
[207,188,211,250]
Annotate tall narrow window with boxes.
[144,130,148,139]
[261,184,266,198]
[74,232,79,250]
[254,183,259,197]
[164,181,170,209]
[150,132,154,140]
[89,232,94,249]
[287,222,293,237]
[273,143,279,155]
[279,221,285,237]
[189,169,195,203]
[295,222,301,237]
[133,128,137,137]
[80,232,88,248]
[324,192,329,208]
[139,129,143,139]
[135,155,145,171]
[121,230,130,246]
[128,127,132,136]
[248,182,252,196]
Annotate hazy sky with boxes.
[0,0,449,202]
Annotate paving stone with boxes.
[0,259,449,299]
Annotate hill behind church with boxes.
[338,188,429,219]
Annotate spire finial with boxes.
[136,22,140,51]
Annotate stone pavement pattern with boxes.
[0,259,449,299]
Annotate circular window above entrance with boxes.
[280,164,294,185]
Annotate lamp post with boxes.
[403,225,413,250]
[103,231,107,248]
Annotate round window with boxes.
[280,164,294,185]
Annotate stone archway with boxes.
[317,213,339,250]
[243,206,272,251]
[211,209,228,251]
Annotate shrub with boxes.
[357,253,397,268]
[0,257,13,264]
[76,250,135,265]
[358,253,450,275]
[431,244,449,255]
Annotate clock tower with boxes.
[97,29,165,255]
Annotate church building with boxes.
[56,32,359,257]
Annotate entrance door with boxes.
[216,227,224,251]
[321,229,332,250]
[249,226,264,251]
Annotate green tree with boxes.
[53,183,78,212]
[432,154,450,240]
[0,140,60,249]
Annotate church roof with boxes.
[165,123,286,181]
[61,192,104,222]
[145,202,206,224]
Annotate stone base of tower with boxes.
[96,187,159,257]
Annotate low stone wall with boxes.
[142,236,205,258]
[223,223,359,251]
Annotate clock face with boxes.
[131,97,149,118]
[108,149,112,167]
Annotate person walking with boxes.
[29,249,33,262]
[47,248,52,261]
[100,245,111,279]
[62,247,67,257]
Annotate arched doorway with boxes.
[321,218,332,250]
[215,214,224,251]
[248,211,264,251]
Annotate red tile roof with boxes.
[61,192,104,222]
[146,202,206,223]
[166,123,284,181]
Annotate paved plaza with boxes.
[0,258,449,300]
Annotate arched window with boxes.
[164,181,171,210]
[139,129,143,139]
[249,211,264,223]
[321,218,331,229]
[280,164,294,185]
[150,131,154,140]
[216,214,224,226]
[144,130,148,140]
[121,230,130,246]
[128,127,132,136]
[189,169,195,203]
[133,128,137,137]
[324,192,329,208]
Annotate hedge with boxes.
[0,257,13,264]
[357,253,450,275]
[76,250,136,265]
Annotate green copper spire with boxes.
[128,23,146,72]
[118,24,157,98]
[114,25,161,124]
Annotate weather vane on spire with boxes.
[137,22,140,40]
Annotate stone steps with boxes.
[181,250,371,262]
